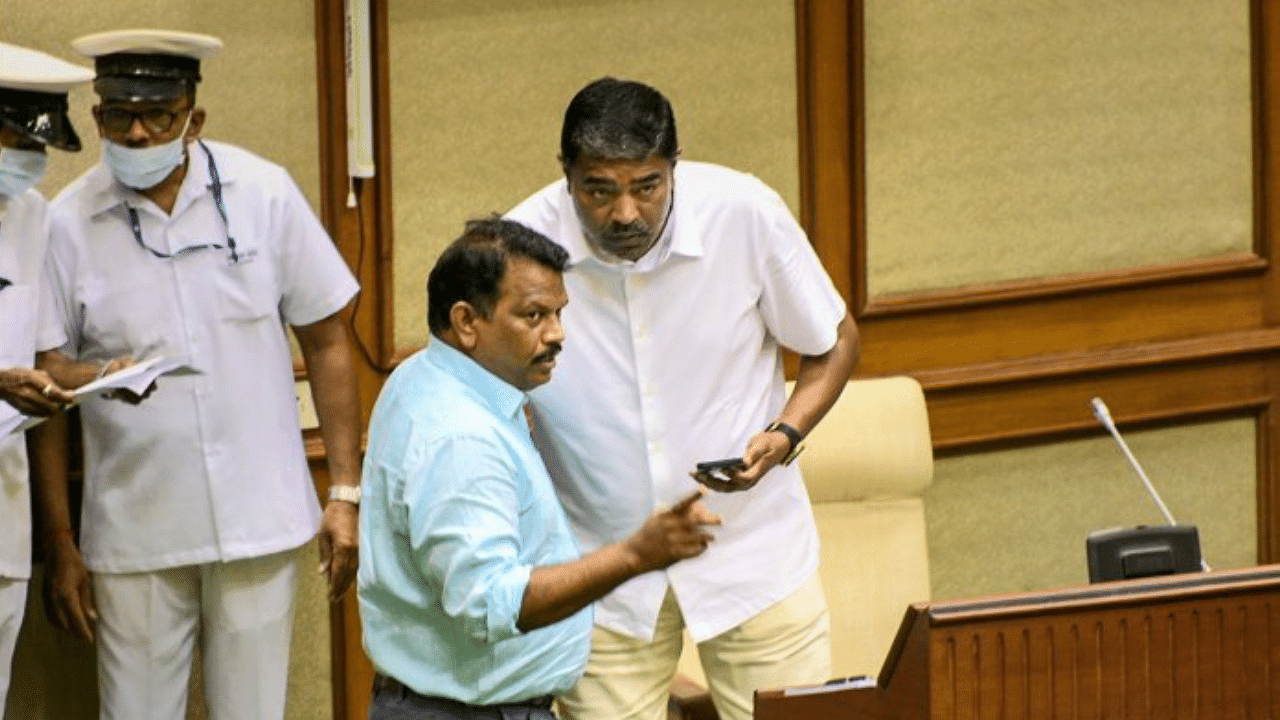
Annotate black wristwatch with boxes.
[765,421,805,466]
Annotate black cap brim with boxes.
[94,76,192,103]
[0,90,82,151]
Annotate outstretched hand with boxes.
[626,490,722,572]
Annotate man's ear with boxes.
[90,104,105,138]
[449,301,481,350]
[186,107,207,141]
[559,154,571,183]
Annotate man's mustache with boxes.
[605,222,647,239]
[533,344,562,364]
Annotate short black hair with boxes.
[427,217,569,336]
[560,77,678,167]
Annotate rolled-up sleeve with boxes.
[406,433,531,644]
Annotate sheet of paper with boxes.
[74,355,199,397]
[781,675,877,696]
[2,356,200,435]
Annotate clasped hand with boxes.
[0,367,74,416]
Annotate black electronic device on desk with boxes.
[1085,397,1208,583]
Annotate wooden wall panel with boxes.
[313,0,393,717]
[796,0,1280,572]
[859,268,1269,377]
[924,354,1274,454]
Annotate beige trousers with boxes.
[92,549,298,720]
[558,572,831,720]
[0,577,26,714]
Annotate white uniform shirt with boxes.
[45,141,358,573]
[507,161,847,642]
[0,190,66,579]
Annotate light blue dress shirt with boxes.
[357,339,590,704]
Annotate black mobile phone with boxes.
[695,457,746,473]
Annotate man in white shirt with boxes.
[506,77,860,720]
[34,29,362,720]
[0,40,97,712]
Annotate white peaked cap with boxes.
[0,42,94,93]
[71,29,223,61]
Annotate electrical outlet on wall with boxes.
[296,380,319,430]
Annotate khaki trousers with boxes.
[558,572,831,720]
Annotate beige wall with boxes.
[864,0,1252,297]
[388,0,801,349]
[927,419,1258,602]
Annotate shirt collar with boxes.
[85,139,236,218]
[665,182,704,259]
[557,169,704,270]
[424,337,527,422]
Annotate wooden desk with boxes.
[756,565,1280,719]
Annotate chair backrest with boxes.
[799,376,934,677]
[799,376,934,504]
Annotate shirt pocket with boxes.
[214,258,280,323]
[0,284,36,365]
[79,276,167,358]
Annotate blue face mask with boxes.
[0,147,49,199]
[101,114,191,190]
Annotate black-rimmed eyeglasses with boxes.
[100,105,191,136]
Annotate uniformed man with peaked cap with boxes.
[0,39,93,711]
[34,29,363,720]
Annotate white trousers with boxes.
[558,572,831,720]
[92,550,299,720]
[0,577,27,715]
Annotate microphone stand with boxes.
[1090,397,1211,572]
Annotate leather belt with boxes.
[372,673,554,711]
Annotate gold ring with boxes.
[41,384,54,398]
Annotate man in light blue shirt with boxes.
[358,217,720,719]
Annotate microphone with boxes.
[1090,397,1210,571]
